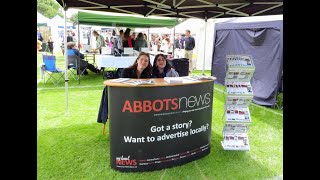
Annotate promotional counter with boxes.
[104,78,215,172]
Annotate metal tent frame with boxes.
[56,0,283,113]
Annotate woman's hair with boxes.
[152,54,172,77]
[67,42,76,49]
[124,28,131,39]
[93,30,98,35]
[165,37,170,43]
[137,33,144,39]
[128,52,152,74]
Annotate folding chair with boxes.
[42,55,65,85]
[67,54,87,84]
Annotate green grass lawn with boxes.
[37,52,283,179]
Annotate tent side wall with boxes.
[211,20,283,106]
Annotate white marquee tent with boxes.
[37,12,50,26]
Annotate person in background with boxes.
[72,31,77,42]
[152,54,179,78]
[184,29,195,73]
[143,33,148,41]
[105,35,110,47]
[149,34,156,51]
[174,34,183,49]
[134,33,148,51]
[37,40,42,52]
[164,37,173,55]
[111,29,123,54]
[37,28,43,42]
[131,32,137,47]
[123,28,134,48]
[47,36,54,54]
[67,42,100,75]
[67,31,74,42]
[121,52,152,78]
[87,31,91,45]
[93,30,106,54]
[143,33,150,50]
[181,34,185,47]
[159,36,168,52]
[116,30,124,53]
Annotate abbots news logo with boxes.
[116,155,137,166]
[122,93,211,113]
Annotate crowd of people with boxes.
[103,28,195,72]
[103,28,194,55]
[38,27,196,75]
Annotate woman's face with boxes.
[137,55,149,69]
[156,56,166,69]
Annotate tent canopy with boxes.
[37,12,50,26]
[78,11,179,28]
[56,0,282,20]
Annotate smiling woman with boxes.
[120,52,152,78]
[152,53,179,78]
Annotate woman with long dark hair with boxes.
[121,52,152,78]
[123,28,134,48]
[152,54,179,78]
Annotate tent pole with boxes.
[147,27,150,48]
[202,16,207,75]
[64,9,69,115]
[173,26,175,58]
[78,16,80,48]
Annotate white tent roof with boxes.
[48,15,74,27]
[49,15,64,27]
[37,12,50,24]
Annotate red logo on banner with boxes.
[122,93,211,113]
[115,156,137,166]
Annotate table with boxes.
[104,78,215,172]
[96,55,138,69]
[96,54,155,78]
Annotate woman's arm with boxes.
[74,49,85,59]
[120,68,131,78]
[166,68,179,77]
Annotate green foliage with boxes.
[69,13,78,25]
[37,0,63,19]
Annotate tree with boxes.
[37,0,63,19]
[69,13,78,25]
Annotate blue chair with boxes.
[67,49,87,84]
[42,55,65,85]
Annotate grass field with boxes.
[37,52,283,179]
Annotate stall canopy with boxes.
[78,11,179,28]
[56,0,282,19]
[55,0,283,113]
[37,12,50,26]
